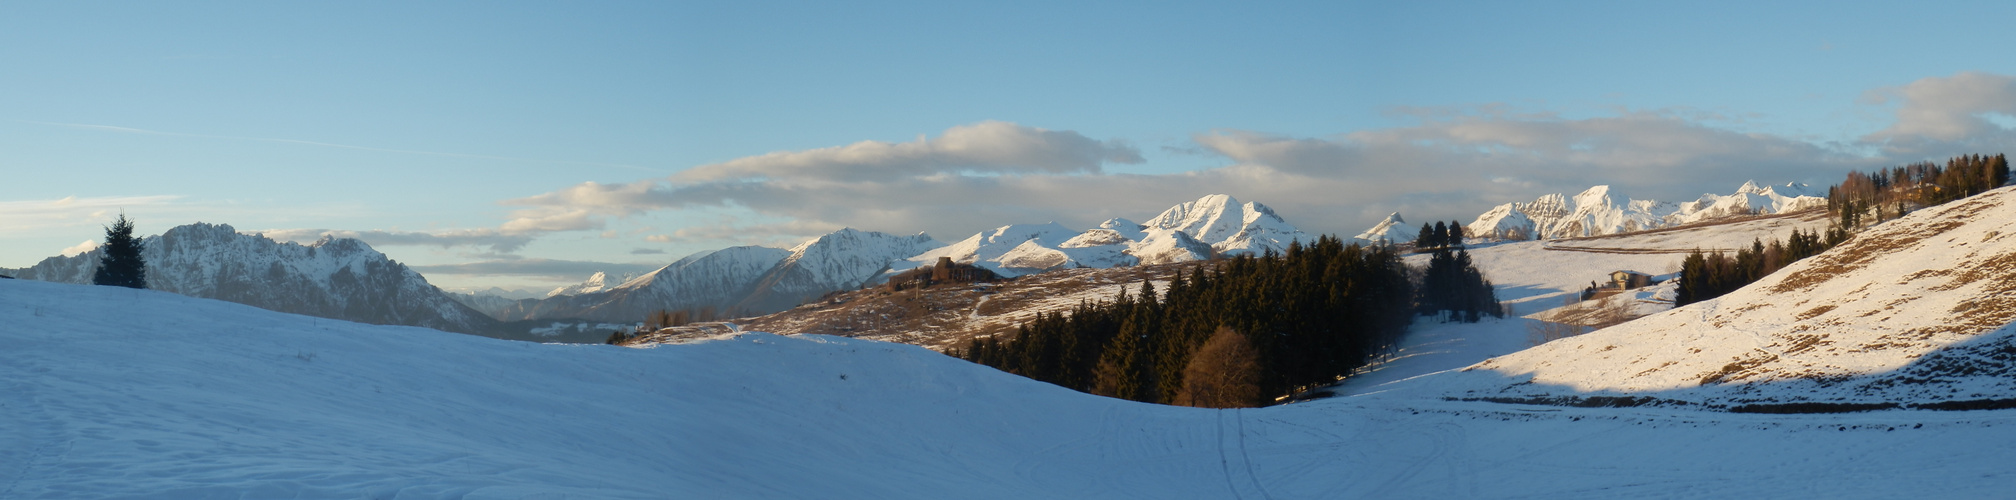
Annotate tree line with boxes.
[1413,220,1466,250]
[952,235,1499,408]
[1827,153,2009,229]
[1674,229,1837,307]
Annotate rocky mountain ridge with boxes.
[3,222,499,335]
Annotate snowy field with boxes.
[8,277,2016,498]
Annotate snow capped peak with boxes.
[1353,212,1414,245]
[1144,194,1249,244]
[1100,217,1143,230]
[547,271,643,298]
[1570,185,1614,212]
[1097,218,1146,241]
[1736,179,1765,194]
[907,222,1081,275]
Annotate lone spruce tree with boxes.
[93,213,147,289]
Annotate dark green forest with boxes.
[1675,230,1836,307]
[954,236,1500,407]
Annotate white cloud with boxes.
[59,240,98,257]
[676,121,1142,183]
[1861,72,2016,155]
[491,73,2016,245]
[0,195,184,234]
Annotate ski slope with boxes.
[7,277,2016,498]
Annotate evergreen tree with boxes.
[93,213,147,289]
[1447,221,1465,248]
[1092,327,1145,400]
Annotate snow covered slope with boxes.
[3,222,498,335]
[8,277,2016,498]
[905,223,1082,276]
[1467,181,1826,241]
[1449,185,2016,408]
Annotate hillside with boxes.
[1445,185,2016,409]
[7,277,2016,497]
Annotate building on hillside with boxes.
[1609,270,1657,290]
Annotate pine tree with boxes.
[1092,327,1145,400]
[1447,221,1465,248]
[93,213,147,289]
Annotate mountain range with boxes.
[1,223,499,335]
[488,194,1313,323]
[1359,181,1828,244]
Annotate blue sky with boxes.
[7,1,2016,291]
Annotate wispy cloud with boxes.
[0,195,185,234]
[676,120,1143,183]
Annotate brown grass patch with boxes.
[1796,305,1836,321]
[1782,334,1830,355]
[1699,350,1781,385]
[1771,218,1970,293]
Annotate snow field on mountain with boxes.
[9,278,2016,498]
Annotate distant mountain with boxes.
[4,222,499,335]
[545,271,644,298]
[1466,181,1826,241]
[497,246,791,323]
[493,194,1311,323]
[495,230,944,323]
[893,194,1313,278]
[1143,194,1310,257]
[733,229,943,313]
[1352,212,1414,246]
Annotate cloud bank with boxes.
[356,72,2016,252]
